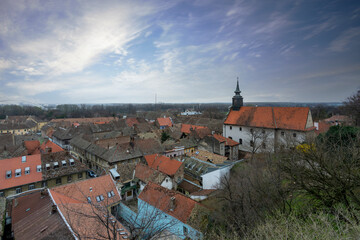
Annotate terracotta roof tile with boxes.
[49,175,128,239]
[224,106,313,131]
[144,154,182,176]
[126,117,139,127]
[11,190,72,240]
[0,154,43,190]
[138,182,200,223]
[40,140,64,153]
[213,134,239,146]
[187,149,228,164]
[181,124,207,134]
[135,163,167,185]
[24,140,40,155]
[157,117,173,127]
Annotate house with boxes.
[324,114,353,126]
[182,155,240,189]
[144,154,184,189]
[200,134,239,160]
[223,80,316,152]
[134,163,169,192]
[157,117,173,129]
[24,139,64,155]
[187,149,228,164]
[41,151,89,189]
[49,174,130,239]
[181,110,202,116]
[136,182,206,239]
[180,124,210,139]
[9,189,73,240]
[0,155,43,197]
[51,128,74,150]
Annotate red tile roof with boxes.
[213,134,239,146]
[24,140,40,155]
[144,154,183,176]
[181,124,207,134]
[135,163,167,184]
[315,121,332,135]
[157,117,173,127]
[126,117,139,127]
[40,140,64,153]
[138,182,200,223]
[50,117,115,124]
[49,175,128,239]
[224,107,314,131]
[11,190,72,240]
[50,175,120,205]
[0,154,43,190]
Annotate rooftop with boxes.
[224,106,315,131]
[144,154,183,176]
[212,134,239,146]
[187,149,228,164]
[0,154,42,190]
[138,182,202,224]
[11,190,73,240]
[157,117,173,127]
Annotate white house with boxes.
[223,81,316,152]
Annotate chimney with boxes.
[90,187,93,192]
[169,196,176,211]
[51,205,57,214]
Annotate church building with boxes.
[223,80,316,153]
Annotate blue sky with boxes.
[0,0,359,104]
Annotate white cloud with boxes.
[329,27,360,52]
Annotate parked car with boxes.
[87,170,97,178]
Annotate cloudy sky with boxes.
[0,0,359,104]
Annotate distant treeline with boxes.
[0,103,233,120]
[0,102,344,121]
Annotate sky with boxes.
[0,0,359,105]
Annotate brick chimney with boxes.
[169,196,176,211]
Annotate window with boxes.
[262,129,265,134]
[293,133,297,138]
[230,126,233,130]
[70,159,75,166]
[56,178,62,185]
[15,169,21,177]
[183,226,188,235]
[42,181,47,187]
[28,184,35,190]
[62,160,66,167]
[250,129,253,134]
[53,162,59,169]
[127,191,132,197]
[78,172,83,179]
[99,195,104,201]
[239,139,242,145]
[25,167,30,175]
[281,131,285,136]
[87,197,92,203]
[108,192,112,198]
[37,165,42,172]
[16,187,22,194]
[67,175,72,182]
[250,140,254,147]
[46,164,50,170]
[0,192,4,197]
[6,170,11,179]
[110,190,115,197]
[228,136,232,139]
[239,127,242,131]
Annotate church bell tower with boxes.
[232,78,243,111]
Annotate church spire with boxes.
[232,77,243,111]
[234,77,241,95]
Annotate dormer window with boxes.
[15,169,21,177]
[62,160,67,167]
[69,159,75,166]
[46,164,50,170]
[25,167,30,175]
[37,165,42,172]
[108,191,115,198]
[6,170,11,179]
[87,197,92,203]
[96,195,104,202]
[53,162,59,169]
[22,156,26,163]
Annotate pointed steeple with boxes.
[232,77,243,111]
[234,77,241,95]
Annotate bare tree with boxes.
[55,182,179,240]
[247,128,271,159]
